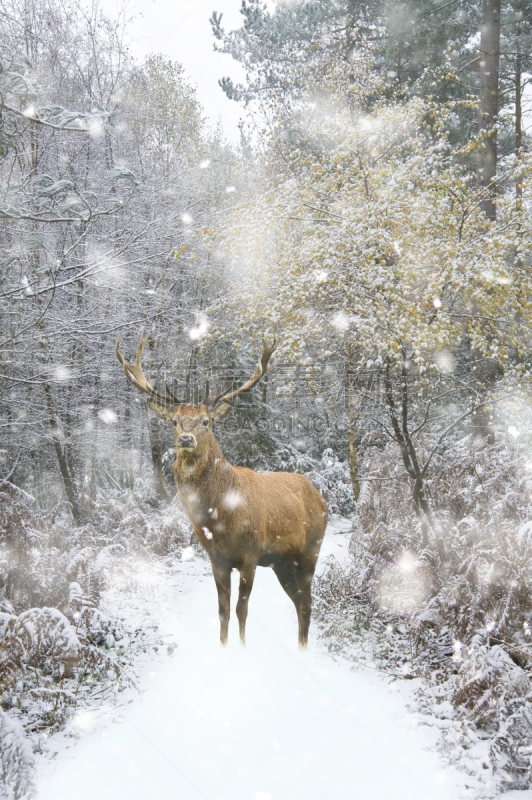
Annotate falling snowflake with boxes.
[189,316,210,341]
[181,546,194,562]
[88,115,104,138]
[331,312,350,331]
[53,365,71,382]
[313,269,328,285]
[98,409,118,424]
[223,489,244,510]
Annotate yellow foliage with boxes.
[203,32,532,390]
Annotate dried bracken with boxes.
[0,493,191,798]
[314,433,532,793]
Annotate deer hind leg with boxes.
[236,562,256,646]
[211,561,231,646]
[297,553,319,649]
[273,558,314,650]
[296,577,312,650]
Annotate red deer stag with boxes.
[115,332,328,648]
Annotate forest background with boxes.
[1,0,532,797]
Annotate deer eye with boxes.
[203,418,209,427]
[172,419,177,427]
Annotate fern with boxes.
[314,431,532,791]
[0,709,35,800]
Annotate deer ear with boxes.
[210,400,232,422]
[147,399,176,421]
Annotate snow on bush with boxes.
[0,708,35,800]
[0,491,192,786]
[314,433,532,793]
[305,449,355,516]
[0,493,191,615]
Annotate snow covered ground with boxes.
[36,520,479,800]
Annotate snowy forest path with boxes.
[36,522,467,800]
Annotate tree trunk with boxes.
[478,0,500,220]
[148,416,170,502]
[515,54,522,208]
[347,426,360,502]
[145,334,172,502]
[43,382,82,522]
[384,360,432,548]
[346,347,361,502]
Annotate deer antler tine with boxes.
[261,328,276,360]
[207,380,235,409]
[116,331,183,407]
[209,329,276,411]
[271,327,277,350]
[135,330,150,366]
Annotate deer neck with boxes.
[174,439,238,530]
[174,436,231,497]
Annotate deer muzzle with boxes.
[178,434,196,452]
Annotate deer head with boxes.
[116,331,276,459]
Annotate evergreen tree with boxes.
[212,0,530,188]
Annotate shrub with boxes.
[313,434,532,793]
[0,709,35,800]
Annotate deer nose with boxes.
[178,434,195,448]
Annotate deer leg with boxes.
[295,554,318,649]
[211,561,231,646]
[236,563,256,646]
[273,559,315,649]
[295,574,313,649]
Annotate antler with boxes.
[208,331,277,410]
[116,331,183,407]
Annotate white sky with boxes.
[126,0,253,139]
[122,2,532,143]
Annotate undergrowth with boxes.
[314,433,532,796]
[0,493,191,798]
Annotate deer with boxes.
[115,332,328,649]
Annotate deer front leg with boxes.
[236,562,256,646]
[211,560,231,646]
